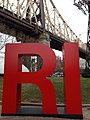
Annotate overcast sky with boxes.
[53,0,88,56]
[53,0,88,43]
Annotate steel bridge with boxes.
[0,0,88,59]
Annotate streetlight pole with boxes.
[74,0,90,69]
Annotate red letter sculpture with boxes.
[2,42,83,119]
[2,43,58,115]
[63,42,83,116]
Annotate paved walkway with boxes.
[0,107,90,120]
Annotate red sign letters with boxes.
[1,42,83,118]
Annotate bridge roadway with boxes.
[0,7,87,59]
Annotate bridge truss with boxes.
[0,0,85,50]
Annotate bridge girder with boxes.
[0,0,83,42]
[0,0,87,59]
[0,6,87,59]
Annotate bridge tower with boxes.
[13,0,50,71]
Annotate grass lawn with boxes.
[0,76,90,104]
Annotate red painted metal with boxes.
[63,42,83,115]
[2,43,58,114]
[2,42,83,117]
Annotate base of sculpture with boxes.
[1,106,83,119]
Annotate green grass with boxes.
[0,76,3,101]
[48,76,64,103]
[22,84,42,103]
[81,78,90,104]
[0,76,90,104]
